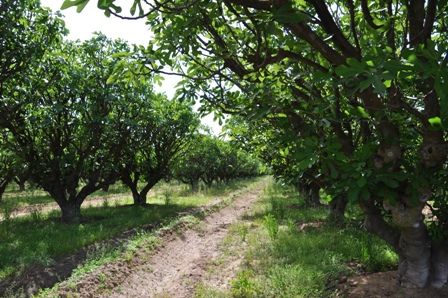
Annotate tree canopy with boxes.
[62,0,448,288]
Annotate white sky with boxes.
[41,0,222,135]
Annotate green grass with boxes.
[0,178,258,281]
[202,182,398,298]
[1,182,130,212]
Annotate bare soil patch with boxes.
[340,271,448,298]
[0,193,130,222]
[57,184,264,298]
[0,186,230,297]
[296,221,324,232]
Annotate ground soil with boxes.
[0,193,131,222]
[56,183,265,298]
[0,185,243,297]
[340,271,448,298]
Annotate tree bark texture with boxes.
[329,195,348,224]
[385,200,448,288]
[60,201,82,224]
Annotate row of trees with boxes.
[0,0,263,223]
[0,0,260,223]
[1,32,200,222]
[174,134,263,191]
[69,0,448,289]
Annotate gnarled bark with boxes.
[60,201,82,224]
[430,241,448,288]
[385,200,434,288]
[297,182,321,207]
[360,198,400,252]
[191,179,199,192]
[328,195,347,224]
[124,176,160,206]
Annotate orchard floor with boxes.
[341,271,448,298]
[3,179,448,298]
[53,180,266,298]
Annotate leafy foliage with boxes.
[115,91,200,205]
[65,0,448,287]
[174,134,262,191]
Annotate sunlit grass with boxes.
[0,178,258,280]
[224,183,398,298]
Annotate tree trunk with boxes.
[398,225,431,288]
[299,183,321,207]
[360,198,400,251]
[132,178,159,206]
[132,190,146,206]
[0,179,9,203]
[191,179,199,192]
[430,241,448,288]
[0,184,6,203]
[328,195,347,224]
[386,200,432,288]
[60,201,82,224]
[14,178,25,192]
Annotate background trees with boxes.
[0,133,16,202]
[65,0,448,288]
[174,134,262,191]
[116,92,200,205]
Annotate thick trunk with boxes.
[14,178,26,192]
[299,183,321,207]
[328,195,347,224]
[132,178,159,206]
[60,201,82,224]
[386,200,432,288]
[0,184,6,203]
[132,190,146,206]
[398,225,431,288]
[191,179,199,192]
[360,199,400,251]
[0,179,9,203]
[430,241,448,288]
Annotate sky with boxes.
[40,0,222,135]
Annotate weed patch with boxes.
[227,183,398,297]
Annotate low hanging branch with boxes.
[360,0,382,29]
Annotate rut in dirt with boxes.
[63,181,266,298]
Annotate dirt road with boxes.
[61,180,266,298]
[111,188,261,297]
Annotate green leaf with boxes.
[383,178,399,188]
[428,116,443,128]
[106,74,118,84]
[61,0,88,10]
[383,80,392,88]
[272,4,310,24]
[358,78,373,91]
[130,1,137,16]
[348,187,360,202]
[356,106,370,119]
[111,51,130,58]
[356,177,367,188]
[76,1,89,12]
[335,66,353,77]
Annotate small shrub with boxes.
[231,270,258,298]
[263,214,279,240]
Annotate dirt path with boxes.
[58,181,265,298]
